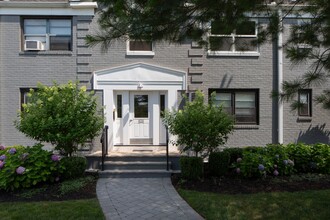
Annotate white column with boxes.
[104,89,114,151]
[167,89,178,151]
[151,92,160,145]
[122,91,130,145]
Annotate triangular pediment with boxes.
[93,63,186,90]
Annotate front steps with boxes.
[99,155,173,178]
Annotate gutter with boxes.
[277,9,284,144]
[0,1,97,9]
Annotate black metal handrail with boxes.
[166,126,169,171]
[100,125,109,171]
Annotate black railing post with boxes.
[105,125,109,156]
[100,125,109,171]
[166,126,169,171]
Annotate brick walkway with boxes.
[97,178,204,220]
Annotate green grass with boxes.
[178,189,330,220]
[0,199,105,220]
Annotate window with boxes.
[117,95,122,118]
[23,18,72,51]
[160,94,165,117]
[126,40,154,56]
[298,89,312,117]
[134,95,148,118]
[209,20,258,54]
[20,88,36,111]
[212,89,259,124]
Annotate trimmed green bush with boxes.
[0,144,63,191]
[223,147,243,164]
[209,151,230,177]
[180,156,204,180]
[311,143,330,174]
[60,156,87,180]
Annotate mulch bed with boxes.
[0,177,97,203]
[171,173,330,194]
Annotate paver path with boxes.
[97,178,204,220]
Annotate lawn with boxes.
[0,199,105,220]
[178,189,330,220]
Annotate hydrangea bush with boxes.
[231,143,329,178]
[0,144,64,191]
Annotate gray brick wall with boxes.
[0,13,329,148]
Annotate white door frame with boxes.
[93,63,186,151]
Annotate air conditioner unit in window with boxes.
[24,40,43,51]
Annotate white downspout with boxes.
[278,9,284,144]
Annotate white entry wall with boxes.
[93,63,186,151]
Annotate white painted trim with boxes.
[0,8,96,16]
[278,9,284,144]
[126,51,155,56]
[0,2,97,16]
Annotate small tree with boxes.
[163,91,234,157]
[15,81,104,156]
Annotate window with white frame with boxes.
[126,39,154,55]
[23,18,72,51]
[298,89,312,117]
[209,20,258,53]
[212,89,259,124]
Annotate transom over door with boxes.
[129,93,152,144]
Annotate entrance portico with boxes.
[93,63,186,152]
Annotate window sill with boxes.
[234,124,259,129]
[207,51,260,57]
[297,116,312,122]
[126,51,155,56]
[19,51,73,56]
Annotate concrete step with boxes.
[103,161,170,170]
[103,155,169,162]
[99,169,172,178]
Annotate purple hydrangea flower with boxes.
[55,177,60,182]
[236,158,242,163]
[236,168,241,174]
[0,161,4,169]
[258,164,265,171]
[0,154,6,161]
[0,145,5,151]
[9,148,16,154]
[273,170,279,176]
[283,160,288,165]
[16,166,26,175]
[51,154,60,162]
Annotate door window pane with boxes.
[134,95,148,118]
[160,94,165,117]
[117,95,122,118]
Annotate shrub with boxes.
[60,156,87,180]
[15,81,104,156]
[209,151,230,177]
[233,145,295,178]
[310,143,330,174]
[163,91,233,157]
[0,144,63,191]
[180,156,204,180]
[223,147,243,165]
[286,143,312,173]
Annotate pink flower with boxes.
[55,177,60,182]
[236,168,241,174]
[0,145,5,150]
[16,166,26,175]
[273,170,279,176]
[51,154,60,162]
[236,158,242,163]
[0,161,4,169]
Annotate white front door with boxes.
[129,92,152,144]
